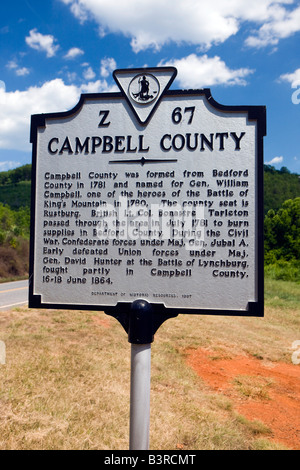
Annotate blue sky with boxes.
[0,0,300,173]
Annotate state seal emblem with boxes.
[129,73,160,105]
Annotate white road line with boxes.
[0,301,28,310]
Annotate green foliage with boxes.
[264,260,300,283]
[0,164,31,210]
[0,181,31,210]
[0,164,31,186]
[0,164,298,213]
[0,202,30,279]
[0,163,299,281]
[0,203,30,246]
[264,198,299,262]
[264,165,299,215]
[264,198,300,282]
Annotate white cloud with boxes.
[279,68,300,87]
[66,71,78,83]
[0,161,21,171]
[0,81,5,92]
[83,67,96,80]
[100,58,117,78]
[60,0,89,23]
[266,156,284,165]
[6,60,18,70]
[246,5,300,48]
[60,0,300,51]
[80,80,118,94]
[15,67,30,77]
[6,60,30,77]
[0,78,117,152]
[64,47,84,59]
[25,29,59,57]
[160,54,254,88]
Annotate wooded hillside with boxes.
[0,164,299,281]
[1,163,298,212]
[264,165,299,214]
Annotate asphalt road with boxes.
[0,280,28,311]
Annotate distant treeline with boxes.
[0,164,31,186]
[0,164,31,210]
[264,197,299,282]
[0,163,299,281]
[264,165,299,214]
[0,163,298,213]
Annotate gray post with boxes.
[104,300,177,450]
[129,343,151,450]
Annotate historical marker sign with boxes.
[29,67,266,317]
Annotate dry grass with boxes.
[0,279,298,450]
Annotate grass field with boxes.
[0,278,299,450]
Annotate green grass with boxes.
[265,261,300,283]
[264,276,300,310]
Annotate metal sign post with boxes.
[29,66,266,450]
[107,300,177,450]
[129,300,152,450]
[130,343,151,450]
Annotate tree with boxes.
[0,203,30,245]
[263,165,299,214]
[264,198,300,264]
